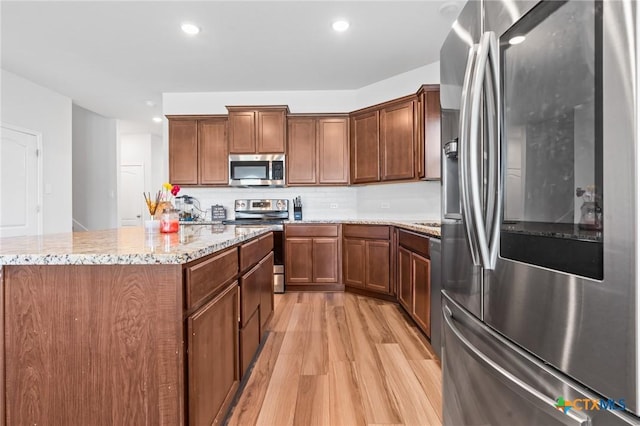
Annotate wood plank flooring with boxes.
[227,292,442,426]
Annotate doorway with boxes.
[0,125,42,237]
[119,164,145,227]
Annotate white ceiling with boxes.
[1,1,460,133]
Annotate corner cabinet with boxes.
[227,106,289,154]
[287,115,349,185]
[284,224,342,290]
[350,94,421,184]
[343,225,393,295]
[397,229,431,337]
[168,116,228,186]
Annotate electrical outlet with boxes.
[330,203,338,209]
[381,202,391,209]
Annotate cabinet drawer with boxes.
[343,224,390,240]
[240,232,273,272]
[186,247,239,309]
[398,229,429,258]
[286,224,339,237]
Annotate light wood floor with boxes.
[226,291,443,426]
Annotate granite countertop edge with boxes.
[0,220,440,266]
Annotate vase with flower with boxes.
[143,183,181,233]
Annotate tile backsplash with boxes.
[181,181,440,221]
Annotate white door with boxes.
[0,126,40,237]
[119,165,145,227]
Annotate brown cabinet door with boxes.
[412,253,431,337]
[257,110,286,153]
[239,262,262,327]
[198,118,228,185]
[285,237,313,283]
[350,111,380,183]
[398,246,413,311]
[229,111,256,153]
[259,252,275,331]
[187,282,239,426]
[169,119,198,184]
[365,240,391,294]
[343,238,365,288]
[313,238,339,283]
[423,88,441,180]
[287,117,317,184]
[380,99,416,181]
[318,117,349,184]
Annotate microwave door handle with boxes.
[459,44,482,266]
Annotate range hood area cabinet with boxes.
[287,115,349,186]
[167,116,228,186]
[227,106,289,154]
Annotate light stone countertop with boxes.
[0,220,441,266]
[284,220,441,238]
[0,224,276,266]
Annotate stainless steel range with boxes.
[224,199,288,293]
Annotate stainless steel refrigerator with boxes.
[440,1,640,424]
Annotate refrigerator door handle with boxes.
[468,31,500,270]
[459,44,482,266]
[443,305,592,426]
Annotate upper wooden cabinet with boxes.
[227,106,288,154]
[168,116,228,186]
[287,115,349,186]
[350,94,421,184]
[380,98,417,181]
[417,84,441,180]
[350,110,380,184]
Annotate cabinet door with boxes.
[318,117,349,184]
[350,111,380,183]
[412,253,431,337]
[229,111,256,153]
[198,118,228,185]
[240,261,262,327]
[169,119,198,184]
[287,117,317,184]
[380,99,416,181]
[259,252,275,332]
[423,88,441,180]
[313,238,339,283]
[257,110,286,153]
[365,240,391,294]
[343,238,365,288]
[187,283,239,426]
[398,246,413,311]
[285,237,313,283]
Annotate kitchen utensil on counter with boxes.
[293,196,302,220]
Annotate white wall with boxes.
[161,61,442,220]
[1,69,73,234]
[72,104,118,231]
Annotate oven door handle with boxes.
[443,305,592,426]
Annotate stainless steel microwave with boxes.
[228,154,285,187]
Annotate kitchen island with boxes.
[0,224,277,426]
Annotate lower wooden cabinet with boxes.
[259,252,275,333]
[284,224,341,289]
[187,282,240,426]
[343,225,392,295]
[397,230,431,337]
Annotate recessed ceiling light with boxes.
[332,20,350,32]
[152,117,162,123]
[509,35,526,45]
[145,100,156,107]
[181,23,200,35]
